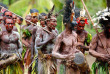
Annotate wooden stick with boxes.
[0,54,18,70]
[81,0,110,54]
[0,5,53,34]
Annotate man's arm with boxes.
[36,31,55,47]
[31,27,37,58]
[13,26,18,32]
[89,34,104,58]
[14,31,22,58]
[18,40,23,54]
[22,39,30,47]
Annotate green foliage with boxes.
[22,29,32,38]
[9,0,31,16]
[86,33,92,43]
[1,0,9,6]
[92,61,109,74]
[1,0,107,35]
[35,0,53,13]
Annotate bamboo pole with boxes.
[81,0,110,54]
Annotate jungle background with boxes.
[0,0,107,72]
[0,0,107,35]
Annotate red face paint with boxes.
[78,23,85,26]
[51,22,54,25]
[40,21,45,27]
[47,16,57,30]
[5,19,14,32]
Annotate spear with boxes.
[81,0,110,54]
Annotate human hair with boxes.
[99,16,110,29]
[63,0,73,24]
[18,17,23,21]
[3,10,8,16]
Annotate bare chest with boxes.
[77,33,86,43]
[97,36,110,48]
[1,32,19,43]
[62,35,76,46]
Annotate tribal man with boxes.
[52,0,86,74]
[22,15,32,74]
[89,8,110,74]
[22,9,39,74]
[76,16,91,53]
[22,15,31,28]
[32,10,58,73]
[76,16,91,74]
[12,14,17,23]
[0,11,18,32]
[0,18,23,74]
[39,13,47,27]
[16,17,23,34]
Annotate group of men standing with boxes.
[0,0,110,74]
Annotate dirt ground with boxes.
[85,51,96,68]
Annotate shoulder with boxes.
[13,31,20,39]
[21,25,26,29]
[33,25,41,33]
[92,34,98,41]
[99,31,105,36]
[55,28,59,34]
[33,25,40,30]
[13,26,18,32]
[92,31,103,38]
[52,28,59,36]
[56,31,64,40]
[72,31,77,38]
[83,30,89,37]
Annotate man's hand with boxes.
[49,33,55,40]
[76,45,89,51]
[100,54,110,62]
[65,53,75,60]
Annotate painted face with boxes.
[4,12,12,18]
[16,17,23,25]
[25,16,31,25]
[12,14,17,23]
[77,25,84,31]
[31,16,38,23]
[40,16,47,27]
[77,20,85,31]
[48,16,57,30]
[5,19,14,32]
